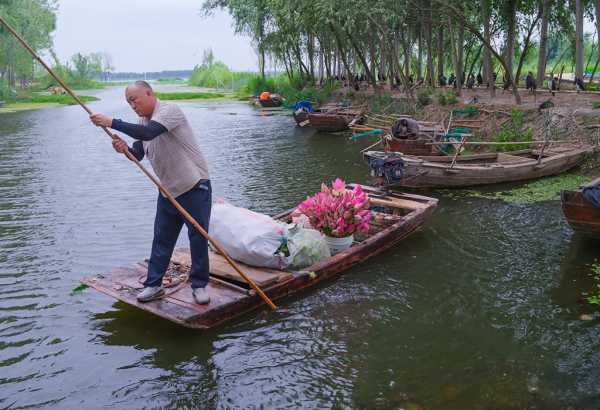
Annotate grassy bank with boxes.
[154,92,227,101]
[20,95,100,105]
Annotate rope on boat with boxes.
[137,261,191,298]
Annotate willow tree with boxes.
[0,0,57,86]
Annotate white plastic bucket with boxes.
[324,234,354,255]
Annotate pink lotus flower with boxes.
[295,178,371,238]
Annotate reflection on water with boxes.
[1,86,600,409]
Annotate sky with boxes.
[49,0,255,73]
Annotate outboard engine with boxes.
[369,154,404,187]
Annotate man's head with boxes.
[125,81,156,117]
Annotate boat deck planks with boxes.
[82,184,438,328]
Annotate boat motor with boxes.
[369,154,404,187]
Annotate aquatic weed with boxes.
[461,173,592,204]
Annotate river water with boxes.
[1,86,599,409]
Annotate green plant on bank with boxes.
[155,77,187,84]
[20,94,100,105]
[462,172,592,204]
[582,263,600,305]
[417,88,432,106]
[437,90,458,105]
[0,78,15,102]
[492,109,533,151]
[154,92,226,101]
[593,101,600,109]
[588,82,599,92]
[584,150,597,168]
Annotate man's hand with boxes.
[111,135,129,154]
[90,113,113,128]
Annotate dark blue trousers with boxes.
[145,181,212,289]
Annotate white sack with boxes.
[209,198,292,270]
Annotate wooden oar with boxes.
[0,16,277,310]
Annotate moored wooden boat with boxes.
[308,107,364,132]
[561,176,600,239]
[258,93,282,107]
[292,107,310,125]
[81,185,438,328]
[364,145,590,188]
[382,133,445,156]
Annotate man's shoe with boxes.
[192,287,210,305]
[137,285,165,302]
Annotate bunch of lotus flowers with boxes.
[294,178,371,238]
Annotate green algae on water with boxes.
[462,173,592,204]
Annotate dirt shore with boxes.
[355,84,600,177]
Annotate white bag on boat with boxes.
[208,198,292,270]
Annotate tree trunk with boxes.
[417,26,423,80]
[380,34,386,82]
[309,34,315,81]
[318,46,324,83]
[437,26,444,77]
[370,34,377,87]
[506,0,517,76]
[596,0,600,68]
[537,0,552,86]
[458,17,464,85]
[422,0,435,88]
[515,10,542,85]
[482,0,495,97]
[575,0,584,80]
[447,17,462,96]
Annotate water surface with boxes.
[1,86,599,409]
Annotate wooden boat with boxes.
[363,145,590,188]
[80,185,438,329]
[0,101,5,107]
[381,121,446,156]
[561,176,600,239]
[292,107,310,125]
[258,93,282,107]
[308,107,364,132]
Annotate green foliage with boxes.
[154,92,226,100]
[437,91,458,105]
[0,0,57,89]
[493,109,533,151]
[584,149,596,168]
[0,78,15,102]
[189,61,253,91]
[21,94,100,105]
[588,82,599,92]
[592,100,600,109]
[463,173,592,204]
[245,75,277,95]
[417,88,431,106]
[583,263,600,305]
[155,78,187,84]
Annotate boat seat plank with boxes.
[346,185,431,210]
[495,153,537,164]
[172,248,293,288]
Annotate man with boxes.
[90,81,212,305]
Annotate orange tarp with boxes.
[260,92,270,100]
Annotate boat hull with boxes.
[81,186,438,328]
[259,97,281,107]
[308,109,363,132]
[364,147,589,188]
[561,178,600,238]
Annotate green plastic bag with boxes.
[288,228,331,270]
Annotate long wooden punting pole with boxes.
[0,16,277,310]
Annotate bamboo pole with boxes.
[448,136,468,170]
[0,16,278,310]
